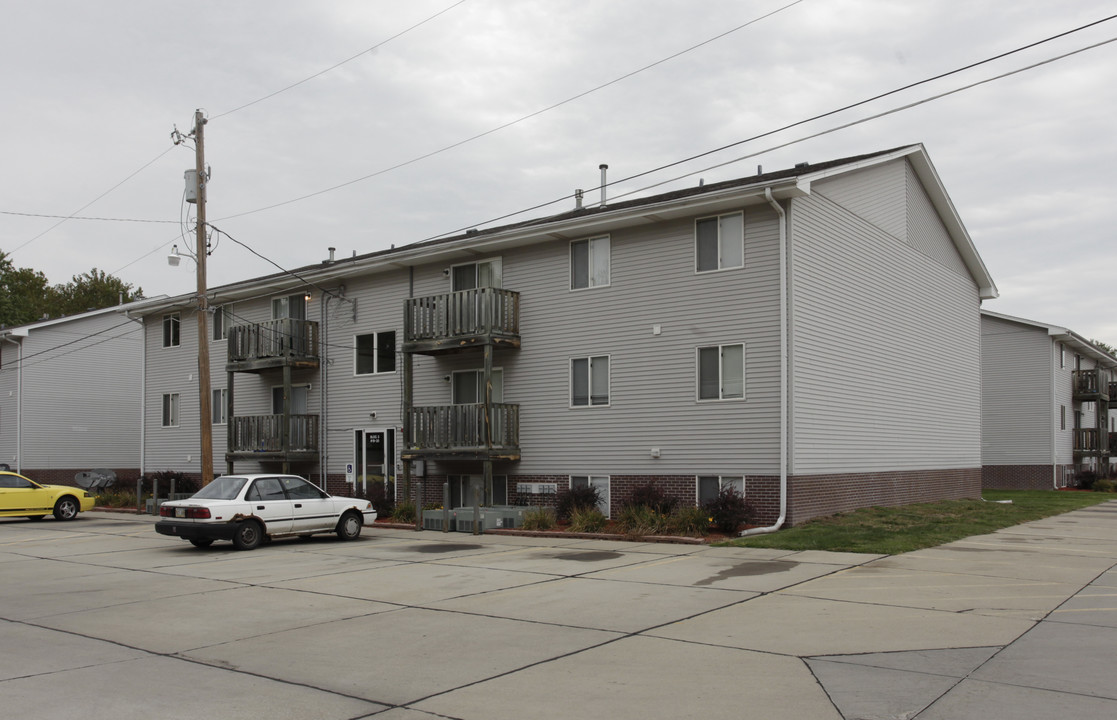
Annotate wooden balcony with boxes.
[402,403,520,460]
[226,319,320,372]
[1073,369,1112,401]
[226,414,319,462]
[1074,428,1111,458]
[403,287,520,355]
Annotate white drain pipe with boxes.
[741,187,788,536]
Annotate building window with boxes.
[1059,344,1065,369]
[161,393,179,427]
[212,306,226,341]
[162,313,180,348]
[355,331,396,375]
[571,236,610,290]
[451,258,502,291]
[452,369,503,404]
[571,475,610,517]
[697,476,745,505]
[272,385,310,415]
[571,355,609,406]
[447,474,508,507]
[695,212,744,272]
[698,344,745,400]
[212,388,227,425]
[1061,405,1066,431]
[272,293,307,321]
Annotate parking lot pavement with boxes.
[2,502,1116,720]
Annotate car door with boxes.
[243,477,294,534]
[281,476,337,533]
[0,474,50,515]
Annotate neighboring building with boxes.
[129,144,997,526]
[981,310,1117,489]
[0,304,146,485]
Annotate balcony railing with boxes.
[1074,428,1110,456]
[1073,369,1112,401]
[229,414,319,454]
[404,287,520,346]
[227,319,319,365]
[406,403,519,456]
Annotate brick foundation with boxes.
[16,467,141,489]
[982,464,1074,491]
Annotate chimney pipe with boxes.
[575,189,584,209]
[328,247,336,263]
[599,164,608,207]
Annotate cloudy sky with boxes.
[3,1,1116,340]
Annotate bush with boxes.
[1077,471,1097,490]
[94,490,138,508]
[628,481,678,515]
[1093,478,1116,493]
[392,500,417,524]
[140,470,199,497]
[568,506,608,533]
[555,484,602,522]
[703,487,755,534]
[356,479,395,518]
[615,504,670,537]
[667,505,710,537]
[521,506,556,530]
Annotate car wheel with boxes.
[53,496,80,521]
[188,538,214,548]
[336,512,363,541]
[232,521,263,551]
[26,515,46,521]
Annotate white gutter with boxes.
[1052,340,1059,489]
[1,333,25,472]
[740,188,789,536]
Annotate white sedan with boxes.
[155,474,376,550]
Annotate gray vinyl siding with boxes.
[980,315,1053,464]
[144,306,207,473]
[0,342,19,465]
[1,313,141,470]
[790,161,982,474]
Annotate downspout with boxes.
[1052,342,1059,489]
[741,188,789,535]
[320,290,332,489]
[124,311,147,477]
[2,334,23,473]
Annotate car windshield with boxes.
[190,476,248,501]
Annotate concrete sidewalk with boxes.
[1,502,1115,719]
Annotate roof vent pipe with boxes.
[328,247,336,263]
[599,164,608,207]
[575,189,584,210]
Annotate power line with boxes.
[210,0,469,120]
[1,211,178,224]
[213,0,806,221]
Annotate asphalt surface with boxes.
[2,502,1116,719]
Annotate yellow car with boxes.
[0,471,96,521]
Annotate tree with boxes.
[0,251,54,327]
[1091,339,1117,356]
[53,268,143,317]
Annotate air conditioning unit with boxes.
[422,510,454,531]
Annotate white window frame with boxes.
[451,368,504,404]
[570,355,610,407]
[570,235,610,290]
[272,384,311,415]
[211,388,227,425]
[695,211,745,273]
[697,343,745,401]
[161,393,179,427]
[571,475,611,517]
[697,475,745,506]
[354,331,397,376]
[450,257,503,291]
[211,306,226,341]
[271,293,307,321]
[162,313,180,348]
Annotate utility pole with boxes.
[193,109,214,485]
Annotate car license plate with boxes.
[175,507,185,518]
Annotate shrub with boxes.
[615,504,670,537]
[568,506,608,533]
[1077,471,1097,490]
[392,500,417,524]
[555,484,602,522]
[1093,478,1116,493]
[629,481,678,515]
[667,505,710,537]
[521,506,555,531]
[94,490,138,508]
[703,487,755,534]
[356,479,395,518]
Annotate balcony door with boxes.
[451,258,502,290]
[453,369,504,445]
[273,384,310,449]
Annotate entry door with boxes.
[354,429,395,495]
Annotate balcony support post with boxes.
[226,370,235,475]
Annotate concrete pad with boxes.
[1048,588,1117,627]
[784,565,1076,620]
[3,654,384,720]
[806,658,960,719]
[411,634,842,720]
[864,546,1115,584]
[690,545,801,561]
[183,607,621,706]
[0,621,145,679]
[314,534,523,562]
[1089,567,1117,589]
[811,646,1001,675]
[36,585,395,655]
[919,679,1117,720]
[971,621,1117,700]
[780,549,886,566]
[272,561,555,605]
[1,564,230,621]
[428,575,752,632]
[585,553,844,593]
[152,547,398,584]
[649,594,1036,657]
[425,544,657,576]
